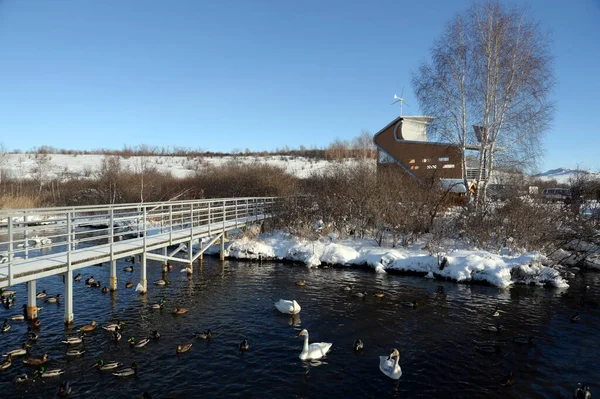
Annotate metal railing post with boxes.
[208,201,211,236]
[169,204,173,243]
[23,213,29,260]
[222,200,226,231]
[7,216,13,286]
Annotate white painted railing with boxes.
[0,197,279,286]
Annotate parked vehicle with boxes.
[541,188,571,203]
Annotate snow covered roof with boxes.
[440,178,467,193]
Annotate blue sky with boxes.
[0,0,598,172]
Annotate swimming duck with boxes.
[570,312,580,323]
[103,321,125,332]
[2,319,11,332]
[32,318,41,328]
[239,338,250,351]
[125,256,136,264]
[74,273,82,281]
[295,280,306,286]
[150,330,161,340]
[354,339,364,352]
[10,314,25,321]
[0,289,16,297]
[5,343,30,357]
[113,328,122,342]
[374,292,385,298]
[102,287,108,294]
[125,281,134,289]
[172,308,188,315]
[94,359,123,371]
[575,384,592,399]
[123,265,134,272]
[476,344,502,354]
[27,327,39,341]
[62,332,85,345]
[85,276,95,285]
[195,330,212,340]
[352,291,368,298]
[113,362,138,377]
[57,381,72,397]
[298,329,332,360]
[23,353,49,366]
[499,370,514,386]
[482,321,502,333]
[513,336,536,346]
[379,348,402,380]
[45,294,62,303]
[13,373,35,383]
[0,355,12,370]
[402,300,418,308]
[154,279,168,286]
[128,337,150,348]
[36,290,47,299]
[79,320,97,333]
[36,365,64,378]
[274,299,301,315]
[150,299,166,309]
[66,349,85,357]
[176,343,193,353]
[492,307,500,317]
[181,265,193,274]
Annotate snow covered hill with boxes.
[533,168,600,184]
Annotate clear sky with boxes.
[0,0,598,172]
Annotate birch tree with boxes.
[412,0,555,208]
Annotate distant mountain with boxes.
[533,168,600,184]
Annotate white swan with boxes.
[298,329,332,360]
[379,348,402,380]
[274,299,301,315]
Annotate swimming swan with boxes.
[274,299,301,315]
[379,348,402,380]
[297,329,332,360]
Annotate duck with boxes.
[295,280,306,286]
[66,349,85,357]
[125,256,136,264]
[90,281,101,288]
[374,292,385,298]
[36,290,47,299]
[154,279,168,286]
[10,314,25,321]
[499,370,514,386]
[103,321,125,332]
[274,299,301,315]
[513,336,536,346]
[181,265,193,274]
[2,319,11,332]
[297,329,332,360]
[176,343,193,353]
[94,359,123,371]
[45,294,62,303]
[14,373,35,383]
[32,318,41,328]
[342,285,354,291]
[172,308,188,315]
[74,273,82,281]
[352,291,368,298]
[5,343,30,357]
[570,312,580,323]
[476,344,502,354]
[57,381,72,397]
[85,276,95,285]
[354,339,364,352]
[492,307,501,317]
[128,337,150,348]
[0,355,12,370]
[27,327,39,341]
[150,330,161,340]
[123,265,134,272]
[79,320,97,333]
[62,333,85,345]
[379,348,402,380]
[0,289,16,297]
[402,300,419,308]
[482,321,502,333]
[194,330,212,340]
[36,365,64,378]
[23,353,49,366]
[113,362,138,377]
[150,299,166,309]
[125,281,134,289]
[113,328,122,342]
[239,338,250,351]
[102,287,109,294]
[575,384,592,399]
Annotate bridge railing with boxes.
[0,197,279,285]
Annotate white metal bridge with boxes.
[0,197,278,323]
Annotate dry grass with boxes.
[0,194,40,209]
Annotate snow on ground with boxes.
[1,153,374,180]
[203,231,569,289]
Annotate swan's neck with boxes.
[393,355,399,371]
[302,333,309,353]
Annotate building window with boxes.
[410,165,419,170]
[408,159,416,164]
[422,158,431,163]
[378,151,395,164]
[438,157,450,162]
[427,165,437,169]
[442,164,455,168]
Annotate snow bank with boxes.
[204,232,569,289]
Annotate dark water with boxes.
[0,246,598,398]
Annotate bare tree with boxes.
[413,0,555,209]
[0,143,8,188]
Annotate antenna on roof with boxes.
[391,87,410,117]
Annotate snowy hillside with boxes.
[533,168,600,184]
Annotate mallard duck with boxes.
[5,343,30,357]
[379,348,402,380]
[27,327,39,341]
[239,338,250,351]
[274,299,301,315]
[513,336,536,346]
[176,343,193,353]
[102,287,109,294]
[374,292,385,298]
[352,291,368,298]
[194,330,212,340]
[150,299,166,309]
[295,280,306,286]
[298,329,332,360]
[123,265,134,272]
[570,312,580,323]
[57,381,72,397]
[128,337,150,348]
[125,281,134,289]
[66,349,85,357]
[2,319,11,332]
[0,355,12,370]
[492,306,501,317]
[32,318,41,328]
[499,370,514,386]
[113,329,122,342]
[36,365,64,378]
[154,279,167,286]
[181,266,193,274]
[103,321,125,332]
[172,308,188,315]
[79,320,97,333]
[0,289,16,297]
[353,339,364,352]
[150,330,161,340]
[10,314,25,321]
[85,277,95,285]
[23,353,49,366]
[14,373,35,383]
[402,300,418,308]
[74,273,82,281]
[45,294,61,303]
[94,359,123,371]
[36,290,47,299]
[62,333,85,345]
[113,362,138,377]
[575,384,592,399]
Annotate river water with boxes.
[0,249,598,398]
